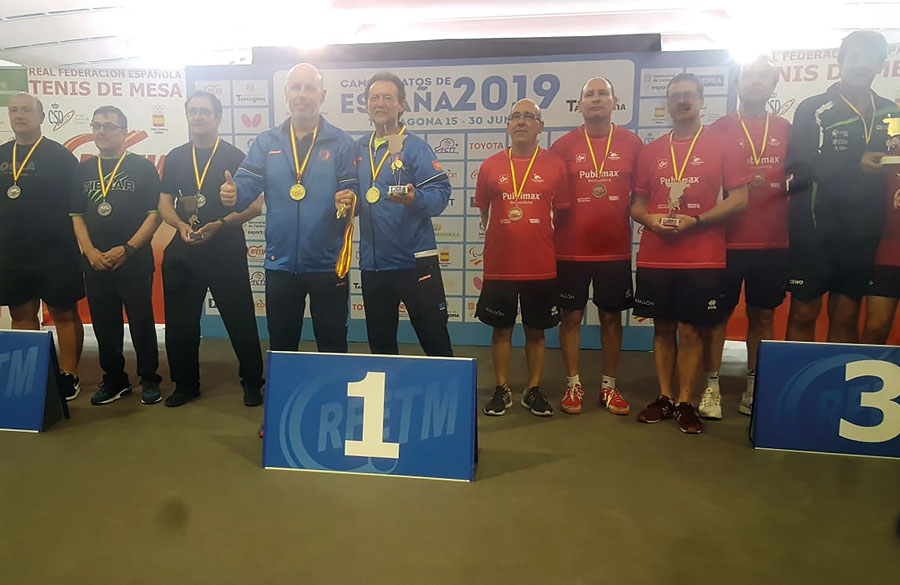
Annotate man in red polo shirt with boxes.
[863,142,900,344]
[550,76,643,415]
[701,57,792,419]
[631,73,751,434]
[475,98,569,417]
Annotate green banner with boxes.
[0,68,28,106]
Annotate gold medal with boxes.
[290,183,307,201]
[391,159,403,172]
[508,206,524,221]
[366,187,381,203]
[290,122,318,199]
[97,201,113,217]
[751,173,765,187]
[592,184,607,198]
[7,184,21,199]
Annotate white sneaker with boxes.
[698,387,722,420]
[739,381,754,416]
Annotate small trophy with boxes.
[180,191,203,240]
[882,110,900,164]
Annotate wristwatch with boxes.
[124,243,136,258]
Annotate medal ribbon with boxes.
[583,124,614,176]
[290,123,319,184]
[840,92,877,145]
[11,136,44,183]
[192,138,220,192]
[668,125,703,183]
[738,113,769,166]
[508,145,541,201]
[369,126,407,183]
[97,150,128,199]
[336,194,358,278]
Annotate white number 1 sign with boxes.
[343,372,400,459]
[839,360,900,444]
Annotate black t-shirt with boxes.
[0,137,79,265]
[161,140,246,232]
[70,153,160,268]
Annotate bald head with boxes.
[285,63,326,128]
[578,77,618,125]
[580,77,615,99]
[8,93,44,142]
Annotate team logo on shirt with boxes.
[608,152,620,160]
[532,174,544,183]
[769,137,781,146]
[318,150,331,161]
[690,155,704,166]
[657,159,669,169]
[576,153,587,163]
[499,174,509,184]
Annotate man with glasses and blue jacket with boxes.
[335,71,453,356]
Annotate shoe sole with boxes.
[521,398,553,417]
[560,405,582,414]
[699,411,723,420]
[483,408,506,416]
[738,405,752,416]
[165,395,200,408]
[141,395,163,405]
[607,406,630,415]
[65,388,80,401]
[678,426,704,434]
[92,387,132,405]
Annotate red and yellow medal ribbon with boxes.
[97,150,128,199]
[192,137,220,192]
[290,123,318,183]
[738,113,769,166]
[369,126,407,182]
[507,145,541,201]
[335,193,358,278]
[11,136,43,183]
[583,123,614,176]
[668,125,703,183]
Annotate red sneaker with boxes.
[601,387,630,415]
[560,383,584,414]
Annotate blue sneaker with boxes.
[141,379,163,405]
[91,377,132,405]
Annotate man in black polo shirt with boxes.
[786,30,896,342]
[0,92,85,400]
[159,90,265,407]
[70,105,163,405]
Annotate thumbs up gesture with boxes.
[220,170,237,207]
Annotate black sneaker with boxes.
[90,376,132,405]
[165,387,201,407]
[141,379,163,405]
[60,372,80,401]
[521,386,554,417]
[243,381,263,407]
[483,385,513,416]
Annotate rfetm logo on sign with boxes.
[0,347,38,399]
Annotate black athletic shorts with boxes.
[556,259,634,313]
[476,279,560,329]
[722,249,789,311]
[868,265,900,299]
[0,251,85,308]
[633,267,725,326]
[789,236,879,301]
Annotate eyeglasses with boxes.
[186,107,215,118]
[90,123,125,132]
[508,112,541,122]
[666,91,702,102]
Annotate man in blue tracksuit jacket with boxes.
[336,71,453,356]
[221,63,358,353]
